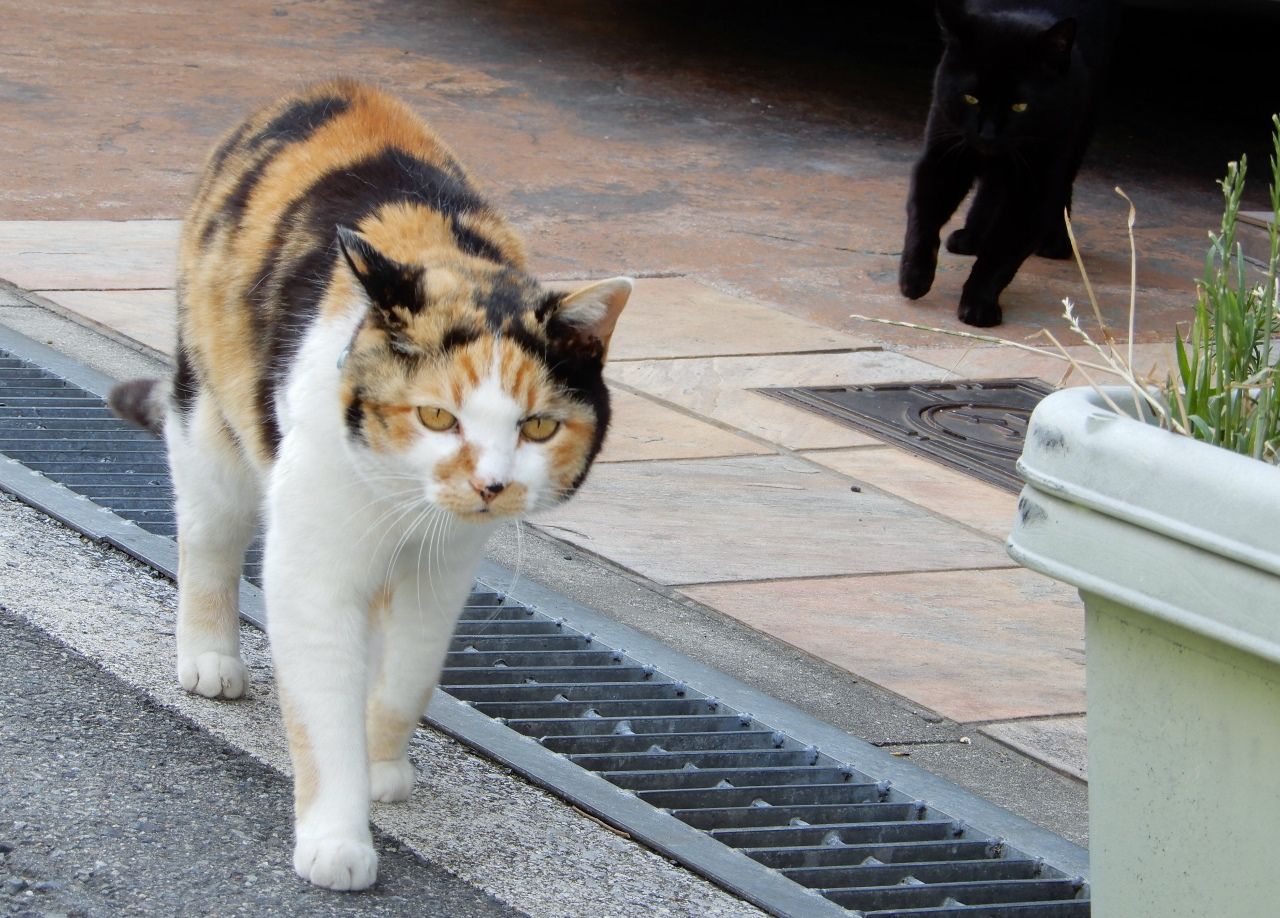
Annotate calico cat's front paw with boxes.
[177,652,248,699]
[957,296,1003,328]
[898,250,937,300]
[369,757,415,803]
[294,834,378,891]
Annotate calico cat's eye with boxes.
[418,407,458,432]
[962,94,979,106]
[1011,102,1029,113]
[520,416,560,442]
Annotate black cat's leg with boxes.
[1036,183,1075,259]
[957,196,1042,327]
[900,146,976,299]
[1037,135,1091,260]
[946,174,1004,256]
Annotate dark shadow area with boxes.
[382,0,1280,201]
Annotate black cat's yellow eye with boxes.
[962,94,979,106]
[520,417,560,442]
[1012,102,1029,113]
[418,407,458,432]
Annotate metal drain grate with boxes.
[758,380,1053,493]
[0,326,1089,917]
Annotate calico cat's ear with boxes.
[936,0,970,40]
[1040,18,1077,72]
[548,277,633,358]
[335,225,424,314]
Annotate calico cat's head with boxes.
[933,0,1079,154]
[334,226,630,522]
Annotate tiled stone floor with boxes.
[0,219,1092,779]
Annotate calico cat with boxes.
[899,0,1113,327]
[109,79,631,891]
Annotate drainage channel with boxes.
[0,323,1090,918]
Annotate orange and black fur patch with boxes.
[173,79,612,483]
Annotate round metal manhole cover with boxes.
[908,402,1032,459]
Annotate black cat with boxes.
[899,0,1114,327]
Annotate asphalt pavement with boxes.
[0,607,523,918]
[0,488,763,918]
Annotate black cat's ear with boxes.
[336,226,424,315]
[936,0,970,40]
[1040,17,1077,72]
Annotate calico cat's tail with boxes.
[108,378,167,436]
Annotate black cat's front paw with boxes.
[945,228,980,256]
[957,295,1002,327]
[898,251,937,300]
[1035,234,1073,260]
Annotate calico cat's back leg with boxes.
[167,388,261,699]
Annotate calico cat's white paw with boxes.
[177,651,248,699]
[294,835,378,891]
[369,757,415,802]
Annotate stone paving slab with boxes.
[983,717,1089,783]
[594,276,875,361]
[0,220,178,290]
[534,454,1012,585]
[903,341,1177,389]
[680,569,1087,724]
[800,446,1019,541]
[607,351,946,450]
[600,390,771,463]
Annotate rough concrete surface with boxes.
[0,492,763,918]
[0,609,522,918]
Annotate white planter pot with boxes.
[1007,386,1280,918]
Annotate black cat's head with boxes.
[933,0,1080,154]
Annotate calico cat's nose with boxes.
[472,479,507,503]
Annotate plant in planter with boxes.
[853,117,1280,917]
[1006,119,1280,918]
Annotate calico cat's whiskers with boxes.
[379,501,435,595]
[353,488,428,553]
[508,517,526,615]
[340,483,423,532]
[414,506,455,624]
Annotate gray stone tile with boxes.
[0,220,180,290]
[607,350,948,450]
[983,716,1088,781]
[683,568,1087,722]
[534,454,1011,585]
